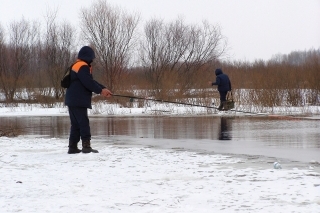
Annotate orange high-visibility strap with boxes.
[71,60,92,73]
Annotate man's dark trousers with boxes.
[68,107,91,142]
[220,91,228,102]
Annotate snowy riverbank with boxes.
[1,136,320,213]
[0,101,320,117]
[1,103,320,212]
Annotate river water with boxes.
[1,115,319,165]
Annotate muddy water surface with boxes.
[1,115,319,164]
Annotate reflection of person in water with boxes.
[219,117,232,140]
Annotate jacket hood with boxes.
[77,46,95,63]
[215,68,223,76]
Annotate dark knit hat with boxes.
[215,68,223,76]
[77,46,95,63]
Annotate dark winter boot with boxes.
[67,141,81,154]
[218,103,224,111]
[82,140,99,153]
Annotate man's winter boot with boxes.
[218,103,224,111]
[82,140,99,153]
[67,141,81,154]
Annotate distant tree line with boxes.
[223,49,320,108]
[0,0,319,110]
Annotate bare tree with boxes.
[140,19,168,95]
[0,18,39,102]
[0,24,8,101]
[140,18,227,97]
[42,9,76,100]
[80,0,140,91]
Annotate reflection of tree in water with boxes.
[0,117,22,137]
[219,117,232,140]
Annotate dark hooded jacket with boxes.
[211,68,231,92]
[65,46,105,109]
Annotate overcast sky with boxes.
[0,0,319,62]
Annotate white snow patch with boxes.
[0,137,319,213]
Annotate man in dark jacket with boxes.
[209,68,232,110]
[65,46,112,154]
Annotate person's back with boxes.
[213,68,231,92]
[209,68,232,110]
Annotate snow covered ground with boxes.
[1,136,319,213]
[1,104,320,212]
[0,101,320,117]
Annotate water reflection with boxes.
[0,116,319,149]
[0,116,71,138]
[218,117,232,140]
[92,117,221,140]
[1,115,319,163]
